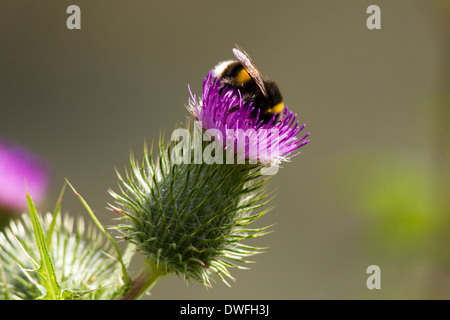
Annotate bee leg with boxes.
[227,106,240,115]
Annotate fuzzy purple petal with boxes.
[187,70,310,164]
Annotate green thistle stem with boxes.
[120,258,166,300]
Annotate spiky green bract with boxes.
[0,212,118,300]
[109,136,271,287]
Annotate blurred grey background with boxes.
[0,0,448,299]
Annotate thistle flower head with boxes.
[109,65,310,290]
[187,70,310,165]
[0,139,49,214]
[1,48,311,300]
[0,212,118,300]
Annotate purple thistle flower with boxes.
[187,70,310,165]
[0,139,49,213]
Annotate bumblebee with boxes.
[213,44,285,123]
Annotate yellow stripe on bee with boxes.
[236,68,251,84]
[268,102,284,114]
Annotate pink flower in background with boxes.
[0,139,49,213]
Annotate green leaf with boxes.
[65,179,131,288]
[46,182,66,249]
[26,192,61,299]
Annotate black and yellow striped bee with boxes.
[213,45,285,123]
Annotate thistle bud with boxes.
[0,212,118,300]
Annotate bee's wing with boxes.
[232,44,268,98]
